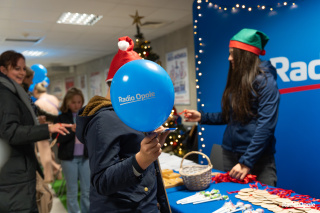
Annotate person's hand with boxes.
[153,126,170,147]
[183,109,201,122]
[48,123,72,135]
[71,124,76,132]
[229,163,251,180]
[136,126,170,170]
[37,115,46,124]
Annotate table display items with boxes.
[212,172,257,184]
[176,189,228,205]
[229,203,252,213]
[161,169,184,188]
[212,200,237,213]
[193,194,229,205]
[235,188,320,213]
[212,201,266,213]
[179,151,213,191]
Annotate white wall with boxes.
[151,25,197,118]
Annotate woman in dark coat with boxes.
[0,50,71,212]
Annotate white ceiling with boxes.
[0,0,194,68]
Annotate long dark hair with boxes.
[221,48,263,124]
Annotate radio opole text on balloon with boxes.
[118,91,156,105]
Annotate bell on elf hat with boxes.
[229,28,269,56]
[106,36,141,83]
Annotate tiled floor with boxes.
[51,196,67,213]
[48,183,67,213]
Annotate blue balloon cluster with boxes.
[111,60,175,132]
[31,64,47,84]
[29,64,49,92]
[43,77,50,87]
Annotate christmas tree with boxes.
[162,107,189,157]
[130,11,160,62]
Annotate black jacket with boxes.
[0,76,50,212]
[53,110,88,160]
[76,96,170,213]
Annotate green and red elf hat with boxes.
[229,28,269,56]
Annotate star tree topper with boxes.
[130,10,144,26]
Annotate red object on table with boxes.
[211,171,257,184]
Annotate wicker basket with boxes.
[179,151,213,191]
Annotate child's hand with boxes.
[135,126,170,170]
[154,126,170,147]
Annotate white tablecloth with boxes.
[158,152,199,171]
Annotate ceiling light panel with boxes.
[57,12,103,26]
[22,50,47,57]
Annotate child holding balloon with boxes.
[76,36,171,213]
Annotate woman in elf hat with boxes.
[183,28,280,186]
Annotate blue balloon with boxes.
[31,96,37,102]
[29,83,35,93]
[111,60,174,132]
[31,64,47,84]
[43,77,50,87]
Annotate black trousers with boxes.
[222,149,277,187]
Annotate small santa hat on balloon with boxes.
[106,36,141,83]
